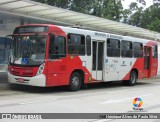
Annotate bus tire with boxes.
[128,71,137,86]
[69,72,82,91]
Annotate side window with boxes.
[49,34,66,59]
[68,34,85,55]
[152,45,158,58]
[86,35,91,56]
[107,38,120,57]
[133,42,143,58]
[121,40,133,58]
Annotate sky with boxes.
[122,0,154,9]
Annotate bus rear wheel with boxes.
[128,71,137,86]
[69,72,82,91]
[123,71,137,86]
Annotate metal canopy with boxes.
[0,0,160,41]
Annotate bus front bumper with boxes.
[8,72,46,87]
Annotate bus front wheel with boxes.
[69,72,82,91]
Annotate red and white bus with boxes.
[8,24,158,91]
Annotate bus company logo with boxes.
[132,97,143,111]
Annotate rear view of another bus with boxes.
[0,37,12,72]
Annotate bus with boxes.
[0,37,12,72]
[8,24,158,91]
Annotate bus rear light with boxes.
[36,63,45,76]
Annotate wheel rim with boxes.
[72,76,80,88]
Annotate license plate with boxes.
[17,78,24,83]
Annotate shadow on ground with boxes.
[9,80,153,94]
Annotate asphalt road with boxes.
[0,79,160,122]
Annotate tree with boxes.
[141,3,160,32]
[90,0,104,17]
[32,0,124,21]
[122,2,144,27]
[153,0,160,4]
[137,0,146,5]
[122,9,131,23]
[69,0,124,21]
[149,18,160,32]
[128,2,144,27]
[70,0,93,14]
[32,0,70,9]
[102,0,123,21]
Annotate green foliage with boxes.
[122,9,131,23]
[122,2,143,27]
[90,0,104,17]
[149,18,160,32]
[141,3,160,32]
[122,1,160,32]
[32,0,70,8]
[129,5,144,27]
[137,0,146,5]
[102,0,123,21]
[70,0,93,14]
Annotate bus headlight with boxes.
[36,63,45,76]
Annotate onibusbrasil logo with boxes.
[132,97,143,111]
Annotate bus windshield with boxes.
[10,35,46,66]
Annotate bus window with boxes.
[86,35,91,56]
[133,42,143,58]
[49,35,66,59]
[121,40,133,58]
[68,34,85,55]
[152,45,158,58]
[107,38,120,57]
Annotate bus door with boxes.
[144,46,151,77]
[92,41,104,80]
[47,34,67,86]
[151,45,158,77]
